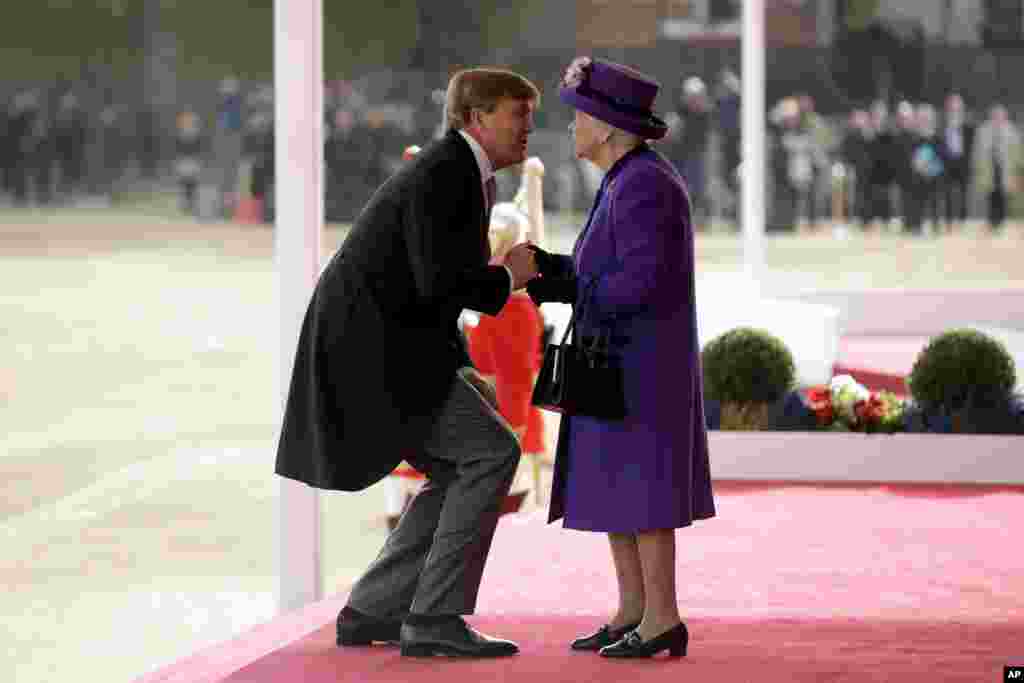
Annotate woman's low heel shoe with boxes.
[599,622,688,658]
[570,622,640,651]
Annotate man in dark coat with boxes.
[7,91,40,206]
[674,76,712,222]
[938,93,976,232]
[866,101,898,229]
[324,108,382,222]
[839,109,874,227]
[53,92,89,200]
[276,67,540,658]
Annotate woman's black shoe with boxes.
[570,622,640,651]
[599,622,688,658]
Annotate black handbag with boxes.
[531,283,625,420]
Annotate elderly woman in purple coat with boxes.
[526,58,716,659]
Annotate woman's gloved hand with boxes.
[526,244,560,278]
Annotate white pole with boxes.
[741,0,766,291]
[274,0,323,614]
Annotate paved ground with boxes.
[2,208,1022,682]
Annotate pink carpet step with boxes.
[138,483,1024,683]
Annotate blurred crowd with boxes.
[0,88,142,207]
[172,77,439,222]
[4,71,1022,235]
[635,70,1022,236]
[766,91,1021,235]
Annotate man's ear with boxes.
[465,109,483,134]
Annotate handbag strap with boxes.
[557,278,600,346]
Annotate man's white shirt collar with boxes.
[458,129,495,189]
[456,130,513,292]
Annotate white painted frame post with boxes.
[273,0,323,613]
[741,0,766,290]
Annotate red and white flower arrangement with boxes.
[805,374,906,433]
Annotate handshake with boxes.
[502,242,543,291]
[502,243,576,306]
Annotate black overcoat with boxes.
[275,131,511,491]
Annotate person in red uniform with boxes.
[465,177,549,501]
[385,150,549,520]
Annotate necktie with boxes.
[485,176,497,217]
[484,176,497,261]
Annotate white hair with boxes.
[683,76,705,96]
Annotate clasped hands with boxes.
[503,242,575,306]
[503,242,542,290]
[507,243,575,306]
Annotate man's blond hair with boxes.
[444,68,540,132]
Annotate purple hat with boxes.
[559,57,668,140]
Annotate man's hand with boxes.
[457,367,499,411]
[525,244,558,277]
[503,242,539,290]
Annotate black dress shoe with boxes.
[400,617,519,658]
[599,622,688,658]
[336,606,402,646]
[570,622,640,651]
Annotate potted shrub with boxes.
[906,328,1018,433]
[701,327,796,430]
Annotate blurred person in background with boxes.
[1,95,13,200]
[8,91,41,206]
[769,96,815,232]
[973,104,1022,233]
[92,99,125,200]
[136,107,160,180]
[244,86,275,222]
[892,101,919,233]
[239,111,271,207]
[865,100,897,231]
[53,91,88,202]
[249,113,275,223]
[716,69,741,219]
[26,93,55,207]
[174,110,205,216]
[430,87,448,140]
[657,111,688,215]
[213,76,244,217]
[795,94,832,230]
[324,79,347,132]
[324,107,382,223]
[364,107,411,179]
[674,76,712,224]
[939,93,976,232]
[906,103,945,235]
[839,109,873,229]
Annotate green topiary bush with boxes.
[907,328,1017,412]
[701,327,797,405]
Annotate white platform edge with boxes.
[709,431,1024,485]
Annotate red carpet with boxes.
[139,483,1024,682]
[219,616,1017,683]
